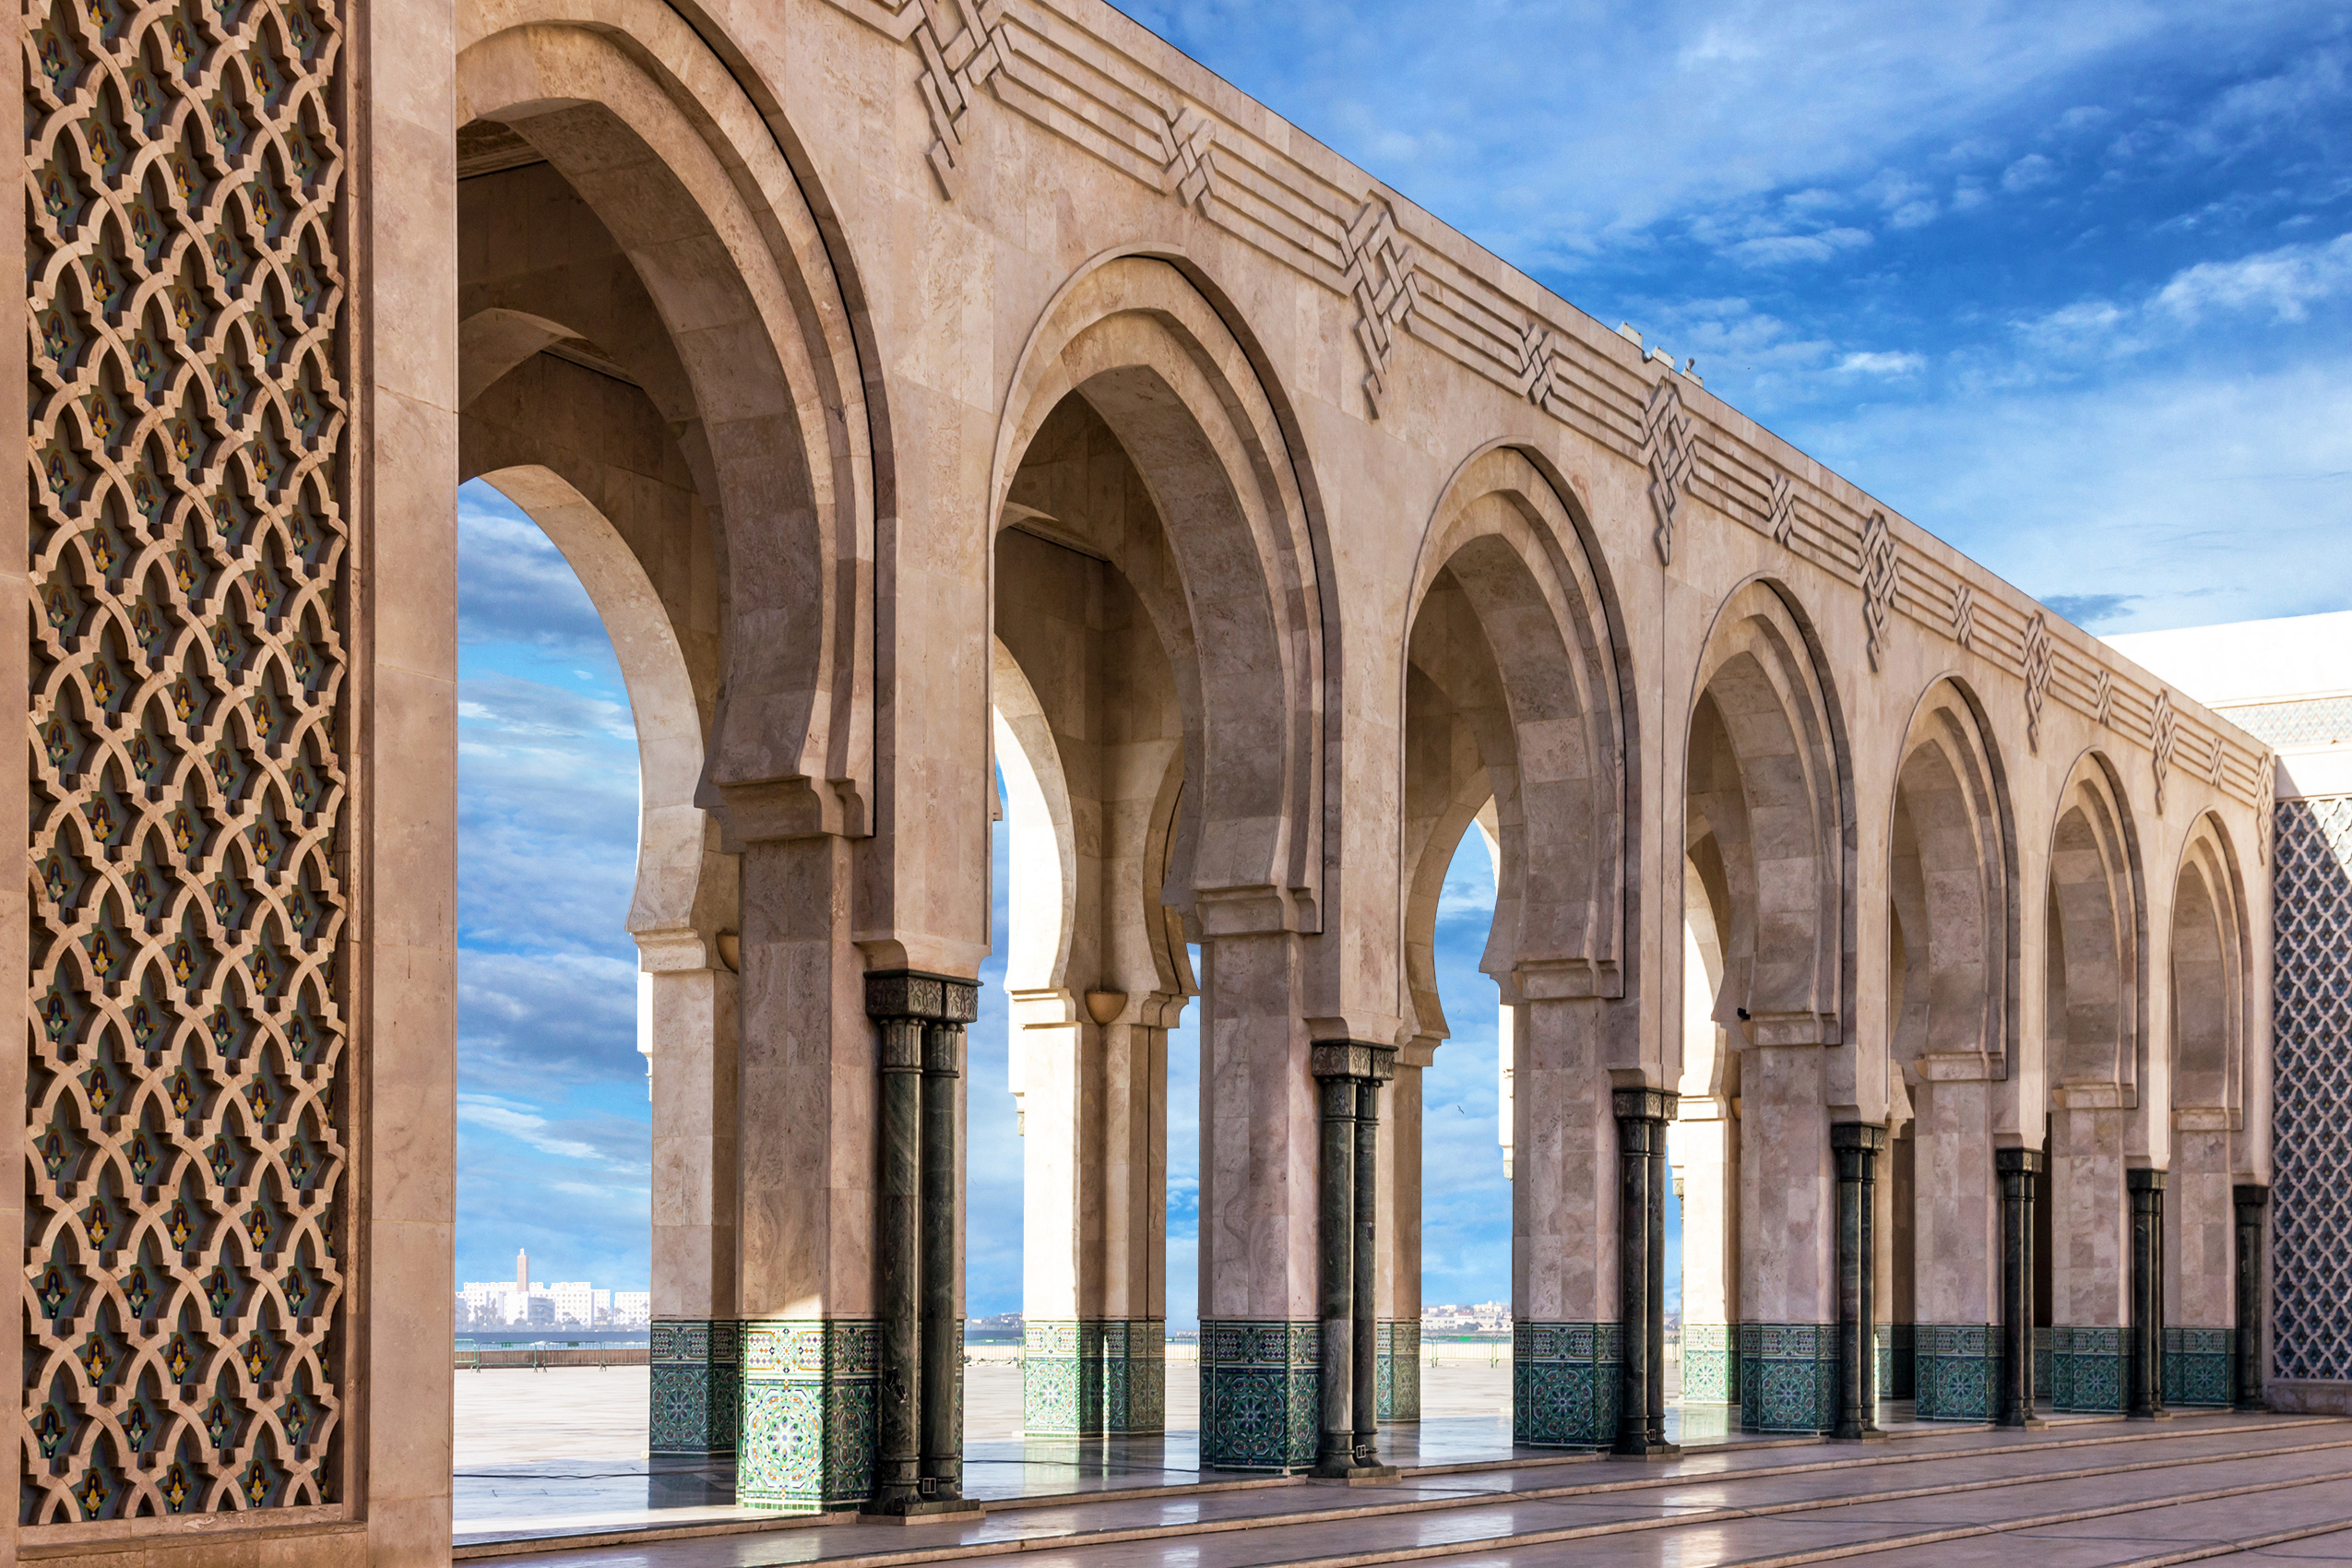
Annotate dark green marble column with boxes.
[1832,1123,1886,1441]
[2129,1169,2168,1420]
[1613,1087,1677,1457]
[1312,1047,1359,1478]
[2234,1184,2269,1409]
[862,971,980,1517]
[1996,1147,2045,1427]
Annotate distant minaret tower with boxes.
[517,1248,529,1294]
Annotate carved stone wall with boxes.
[22,0,350,1523]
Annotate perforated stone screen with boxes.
[2218,698,2352,752]
[23,0,350,1523]
[2272,794,2352,1384]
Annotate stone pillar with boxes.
[1197,931,1319,1472]
[1736,1041,1835,1433]
[1379,1047,1431,1421]
[1832,1123,1886,1440]
[2234,1184,2269,1409]
[644,954,741,1503]
[2128,1168,2168,1420]
[861,970,979,1517]
[2165,1122,2236,1407]
[2049,1100,2130,1412]
[1996,1147,2045,1427]
[1910,1070,2000,1420]
[733,835,881,1514]
[1613,1088,1677,1456]
[1668,1098,1739,1404]
[1514,996,1621,1445]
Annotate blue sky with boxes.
[455,0,2349,1303]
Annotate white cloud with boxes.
[2001,152,2057,193]
[1727,226,1874,266]
[457,1094,610,1164]
[2152,233,2352,322]
[1835,350,1926,376]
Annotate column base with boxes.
[1513,1323,1622,1447]
[2049,1326,2127,1413]
[1913,1324,2000,1421]
[1200,1321,1320,1471]
[859,1498,987,1524]
[1022,1319,1167,1435]
[1609,1440,1681,1460]
[1737,1324,1837,1434]
[2163,1326,2235,1408]
[1310,1464,1400,1484]
[1680,1323,1736,1403]
[1378,1320,1420,1421]
[650,1318,741,1502]
[737,1319,878,1513]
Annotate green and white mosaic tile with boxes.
[1736,1322,1836,1433]
[1513,1321,1622,1447]
[1199,1320,1319,1471]
[735,1318,877,1513]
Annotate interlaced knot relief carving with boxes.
[1950,584,1975,651]
[1160,104,1214,210]
[2093,667,2115,729]
[904,0,1010,199]
[2150,688,2177,814]
[1766,470,1796,548]
[22,0,350,1523]
[1340,198,1418,421]
[1515,322,1554,409]
[1859,510,1898,671]
[1641,378,1693,564]
[2023,612,2052,754]
[2258,754,2277,868]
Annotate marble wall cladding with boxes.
[1021,1319,1166,1434]
[1198,1320,1319,1470]
[735,1320,877,1513]
[1377,1319,1420,1420]
[1911,1324,1998,1420]
[1681,1322,1736,1402]
[1513,1322,1622,1447]
[2049,1325,2127,1412]
[1736,1323,1837,1433]
[2163,1326,2235,1408]
[650,1318,742,1457]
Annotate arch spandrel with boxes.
[991,254,1327,934]
[457,6,876,839]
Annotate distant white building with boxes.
[611,1291,651,1327]
[547,1281,599,1327]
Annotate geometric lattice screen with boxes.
[2272,794,2352,1384]
[22,0,348,1520]
[2221,697,2352,752]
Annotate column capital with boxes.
[2126,1167,2168,1194]
[1310,1041,1396,1083]
[1611,1087,1677,1123]
[1830,1122,1888,1154]
[864,969,980,1024]
[1994,1147,2047,1176]
[2233,1183,2272,1208]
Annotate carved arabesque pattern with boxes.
[21,0,349,1524]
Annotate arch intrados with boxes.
[1886,677,2014,1065]
[457,12,873,810]
[2044,752,2144,1090]
[472,464,719,941]
[992,254,1324,911]
[2169,813,2247,1113]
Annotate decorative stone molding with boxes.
[2152,687,2178,814]
[2092,666,2116,729]
[910,0,1013,198]
[23,0,351,1521]
[1767,471,1797,548]
[1950,583,1975,651]
[1160,105,1216,209]
[1642,378,1695,564]
[2023,612,2054,754]
[1340,199,1419,421]
[1859,511,1898,671]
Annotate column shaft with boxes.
[1352,1075,1382,1466]
[2129,1169,2168,1419]
[921,1021,965,1494]
[1832,1123,1886,1440]
[2234,1185,2269,1409]
[873,1016,923,1505]
[1613,1088,1676,1456]
[1314,1068,1356,1476]
[1996,1148,2044,1427]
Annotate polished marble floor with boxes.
[461,1410,2352,1567]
